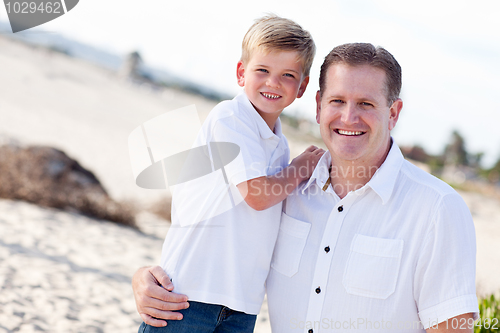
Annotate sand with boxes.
[0,199,150,332]
[0,35,499,332]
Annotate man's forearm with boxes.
[426,313,475,333]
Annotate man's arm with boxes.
[414,193,478,328]
[237,145,324,211]
[132,266,189,327]
[427,313,475,332]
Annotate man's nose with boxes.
[341,103,359,125]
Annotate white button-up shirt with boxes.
[266,142,478,332]
[161,91,289,315]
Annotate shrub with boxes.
[476,293,500,333]
[0,144,136,227]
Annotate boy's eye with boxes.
[257,69,269,73]
[284,73,295,78]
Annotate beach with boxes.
[1,35,499,332]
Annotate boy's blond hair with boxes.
[241,15,316,77]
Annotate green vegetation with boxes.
[401,129,500,187]
[476,293,500,333]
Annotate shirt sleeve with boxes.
[414,192,479,329]
[209,114,268,186]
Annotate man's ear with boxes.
[236,61,245,87]
[388,98,403,131]
[296,76,310,98]
[315,90,321,124]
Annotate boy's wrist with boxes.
[286,161,310,185]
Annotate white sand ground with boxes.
[0,36,499,332]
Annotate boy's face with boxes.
[237,50,309,119]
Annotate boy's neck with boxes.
[256,109,280,133]
[245,94,282,132]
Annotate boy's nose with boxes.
[266,76,280,88]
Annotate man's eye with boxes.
[361,102,373,107]
[331,99,343,104]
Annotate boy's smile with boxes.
[237,50,309,130]
[261,92,281,99]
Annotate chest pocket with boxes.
[343,234,404,299]
[270,212,311,277]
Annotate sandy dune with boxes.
[0,199,150,332]
[1,36,499,332]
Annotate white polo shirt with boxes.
[266,142,479,332]
[160,91,289,315]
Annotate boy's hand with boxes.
[289,145,325,182]
[132,266,189,327]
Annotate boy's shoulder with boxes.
[206,93,256,125]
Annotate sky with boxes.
[1,0,500,166]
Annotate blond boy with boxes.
[138,15,321,332]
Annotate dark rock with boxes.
[0,144,135,227]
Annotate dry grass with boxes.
[148,195,172,222]
[0,144,136,227]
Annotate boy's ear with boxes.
[296,76,309,98]
[236,61,245,87]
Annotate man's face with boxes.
[316,63,402,167]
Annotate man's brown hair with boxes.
[319,43,402,105]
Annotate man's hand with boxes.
[427,313,475,332]
[132,266,189,327]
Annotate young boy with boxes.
[139,15,321,332]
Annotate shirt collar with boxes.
[301,140,405,204]
[365,140,404,204]
[236,90,281,140]
[302,151,332,194]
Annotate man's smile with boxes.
[335,129,366,136]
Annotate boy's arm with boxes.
[237,145,324,211]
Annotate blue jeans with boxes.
[138,301,257,333]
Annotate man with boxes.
[133,43,479,332]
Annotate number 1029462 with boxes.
[440,317,499,330]
[5,1,62,14]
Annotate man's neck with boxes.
[329,140,392,199]
[329,162,377,199]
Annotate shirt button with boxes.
[315,287,321,294]
[324,246,330,253]
[338,205,343,212]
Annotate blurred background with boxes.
[3,0,500,165]
[1,0,499,332]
